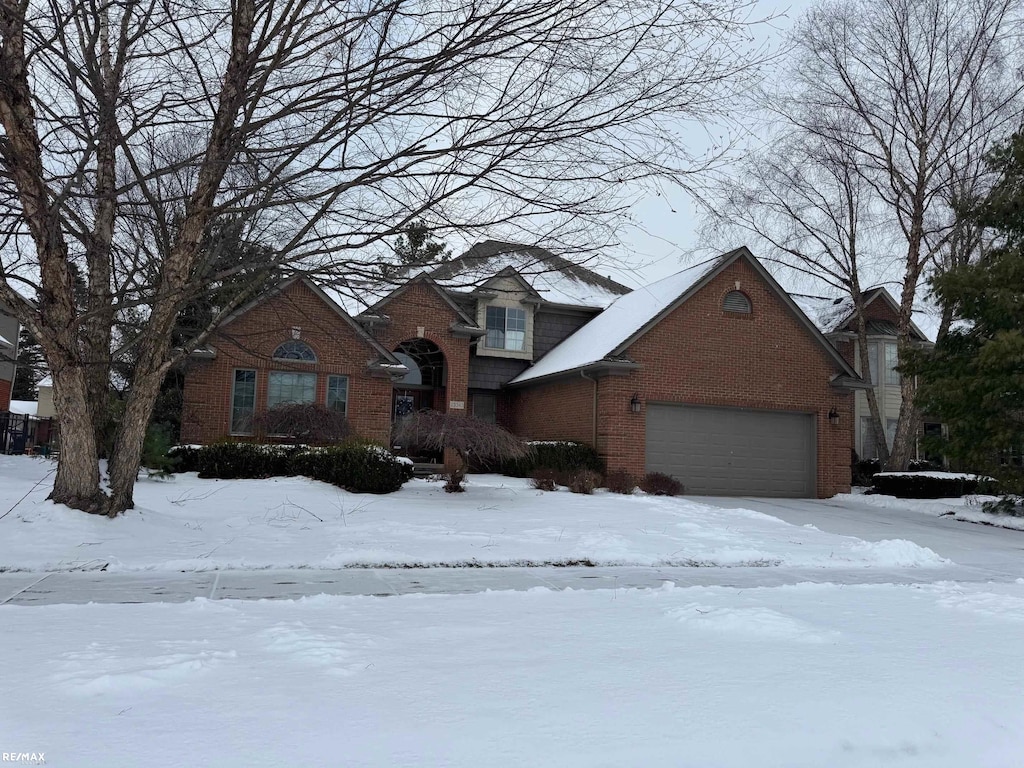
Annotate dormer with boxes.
[473,268,539,361]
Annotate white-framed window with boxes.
[268,371,316,408]
[326,375,349,415]
[884,342,900,385]
[272,340,317,362]
[231,369,257,434]
[485,306,526,351]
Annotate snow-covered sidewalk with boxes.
[3,581,1023,767]
[0,456,947,572]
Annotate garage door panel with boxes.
[645,404,815,497]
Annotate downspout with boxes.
[580,369,598,449]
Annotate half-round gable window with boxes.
[272,340,317,362]
[723,290,752,314]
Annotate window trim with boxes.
[271,339,318,363]
[267,370,318,409]
[326,374,349,417]
[230,368,257,436]
[484,305,527,352]
[883,342,900,386]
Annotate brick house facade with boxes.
[181,244,866,497]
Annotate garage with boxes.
[645,403,816,497]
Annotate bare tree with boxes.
[705,0,1022,469]
[0,0,767,514]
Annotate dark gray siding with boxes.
[468,355,529,389]
[533,309,595,359]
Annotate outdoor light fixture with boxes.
[828,408,840,426]
[630,393,642,414]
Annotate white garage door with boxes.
[645,403,816,497]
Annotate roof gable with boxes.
[792,287,933,342]
[358,273,478,327]
[510,247,859,385]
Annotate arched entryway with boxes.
[392,338,447,421]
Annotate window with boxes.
[231,369,256,434]
[884,342,900,385]
[268,371,316,408]
[860,416,878,460]
[866,342,878,386]
[326,375,349,415]
[485,306,526,351]
[472,393,497,424]
[723,291,751,313]
[272,340,317,362]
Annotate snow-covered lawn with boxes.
[3,581,1023,767]
[840,491,1024,531]
[0,456,946,572]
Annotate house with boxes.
[181,243,867,497]
[794,288,936,461]
[0,303,18,412]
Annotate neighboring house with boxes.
[794,288,936,461]
[0,304,18,412]
[35,376,56,419]
[181,243,867,497]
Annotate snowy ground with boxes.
[3,582,1024,767]
[839,491,1024,531]
[0,456,946,572]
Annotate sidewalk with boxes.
[0,562,998,606]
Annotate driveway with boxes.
[697,494,1024,582]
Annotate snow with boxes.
[3,581,1024,766]
[837,492,1024,531]
[37,375,52,388]
[874,471,994,480]
[791,293,855,334]
[7,399,37,416]
[0,332,11,347]
[510,258,719,383]
[0,456,948,572]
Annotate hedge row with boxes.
[500,441,605,477]
[871,472,996,499]
[167,441,413,494]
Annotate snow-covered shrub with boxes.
[167,444,201,473]
[290,442,409,494]
[194,442,302,479]
[568,469,601,495]
[640,472,683,496]
[871,472,997,499]
[500,440,604,478]
[603,469,637,494]
[530,468,558,491]
[982,496,1024,517]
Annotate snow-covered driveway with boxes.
[698,494,1024,582]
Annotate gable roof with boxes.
[352,273,479,328]
[510,247,859,386]
[791,287,934,343]
[214,276,403,365]
[427,240,630,309]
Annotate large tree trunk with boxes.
[48,367,105,513]
[106,368,166,514]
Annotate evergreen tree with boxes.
[382,221,451,280]
[12,328,46,401]
[910,132,1024,486]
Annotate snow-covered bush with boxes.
[871,472,997,499]
[640,472,683,496]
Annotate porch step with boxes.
[412,462,445,478]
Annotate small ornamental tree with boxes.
[392,410,529,492]
[255,404,353,445]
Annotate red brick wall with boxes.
[181,280,394,445]
[513,258,854,497]
[513,375,595,445]
[0,378,10,412]
[369,282,471,414]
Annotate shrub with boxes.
[255,403,352,445]
[142,424,179,478]
[392,411,529,491]
[289,442,409,494]
[195,442,302,479]
[167,444,202,473]
[640,471,683,496]
[501,441,605,478]
[871,472,997,499]
[982,495,1024,517]
[531,467,558,491]
[852,458,881,486]
[604,469,637,494]
[568,469,601,495]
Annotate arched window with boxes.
[272,340,317,362]
[723,290,751,314]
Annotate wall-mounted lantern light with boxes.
[828,408,840,426]
[630,393,642,414]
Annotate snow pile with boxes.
[838,492,1024,531]
[3,582,1023,766]
[0,456,949,573]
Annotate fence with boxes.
[0,412,57,455]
